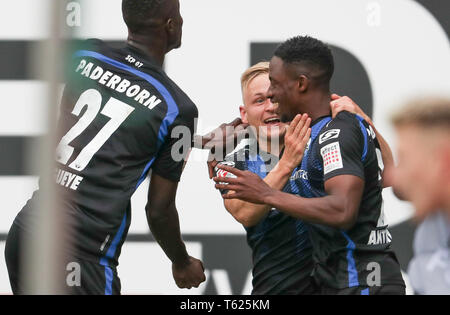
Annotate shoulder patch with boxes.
[319,129,341,144]
[320,142,343,175]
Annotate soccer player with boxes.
[215,36,405,295]
[5,0,208,294]
[214,62,395,294]
[215,62,314,294]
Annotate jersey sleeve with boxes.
[317,112,366,182]
[151,107,197,182]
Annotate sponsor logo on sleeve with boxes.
[319,129,341,144]
[321,142,343,174]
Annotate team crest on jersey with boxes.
[319,129,341,144]
[321,142,343,175]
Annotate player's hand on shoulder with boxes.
[279,113,311,172]
[172,256,206,289]
[330,94,372,125]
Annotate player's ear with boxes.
[166,18,173,30]
[298,74,309,93]
[165,18,176,37]
[239,105,249,124]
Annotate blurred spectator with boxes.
[408,212,450,294]
[391,98,450,219]
[391,98,450,294]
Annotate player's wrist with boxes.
[172,253,190,268]
[263,188,279,206]
[277,159,296,176]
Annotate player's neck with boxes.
[126,34,167,67]
[303,91,332,122]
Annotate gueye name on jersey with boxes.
[55,167,84,191]
[75,59,162,110]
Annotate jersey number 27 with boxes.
[56,89,135,171]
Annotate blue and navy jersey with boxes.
[216,140,314,295]
[286,112,404,289]
[13,39,198,267]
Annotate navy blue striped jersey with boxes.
[216,139,314,295]
[286,112,404,289]
[13,39,198,267]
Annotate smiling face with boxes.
[240,72,287,142]
[267,56,303,123]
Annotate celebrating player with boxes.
[214,36,405,295]
[214,62,314,294]
[5,0,210,294]
[214,61,395,294]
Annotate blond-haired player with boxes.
[214,61,392,294]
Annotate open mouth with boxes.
[263,117,281,125]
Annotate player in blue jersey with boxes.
[5,0,213,295]
[214,61,395,294]
[214,36,405,295]
[215,62,314,294]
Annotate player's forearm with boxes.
[146,202,189,265]
[264,190,356,230]
[224,162,293,227]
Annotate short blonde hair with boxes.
[392,98,450,130]
[240,61,270,93]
